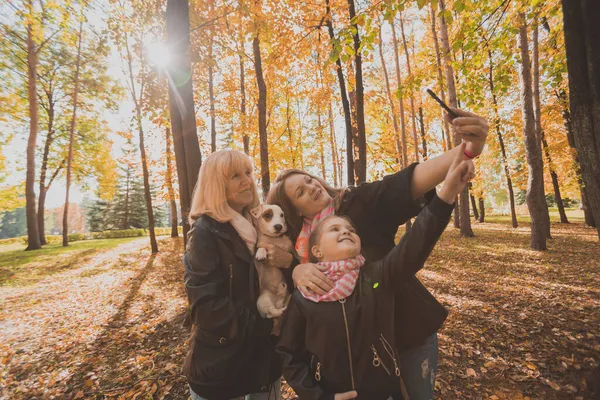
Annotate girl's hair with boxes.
[266,169,346,242]
[307,215,356,263]
[189,150,260,224]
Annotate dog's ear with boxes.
[250,205,262,219]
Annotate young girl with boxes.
[276,149,474,400]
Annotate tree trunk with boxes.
[328,103,340,187]
[124,32,158,254]
[166,127,179,237]
[63,20,83,247]
[439,0,473,236]
[208,0,217,153]
[399,12,420,162]
[532,21,552,237]
[378,29,403,168]
[478,197,485,223]
[469,183,479,221]
[430,3,452,151]
[541,131,569,223]
[239,47,249,154]
[418,106,428,160]
[25,0,41,251]
[252,25,270,195]
[488,48,518,228]
[390,22,408,169]
[166,0,203,242]
[325,0,354,185]
[558,88,595,226]
[518,12,547,250]
[562,0,600,239]
[37,100,55,245]
[346,0,366,183]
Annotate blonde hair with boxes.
[189,150,260,224]
[266,169,346,242]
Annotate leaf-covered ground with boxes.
[1,220,598,399]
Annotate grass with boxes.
[484,208,585,224]
[0,237,141,286]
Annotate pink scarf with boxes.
[300,255,366,302]
[295,200,336,264]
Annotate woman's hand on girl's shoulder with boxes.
[292,263,334,295]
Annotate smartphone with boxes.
[426,89,459,120]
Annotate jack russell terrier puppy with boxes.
[250,204,293,320]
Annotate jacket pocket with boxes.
[370,334,401,378]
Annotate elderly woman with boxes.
[267,108,488,400]
[183,150,284,400]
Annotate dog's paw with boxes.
[255,248,268,261]
[268,307,286,318]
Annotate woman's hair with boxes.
[189,150,260,224]
[307,215,356,263]
[266,169,346,242]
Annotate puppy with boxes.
[250,204,293,320]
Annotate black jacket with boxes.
[338,163,449,351]
[183,215,281,400]
[277,195,454,400]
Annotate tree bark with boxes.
[252,21,270,195]
[557,89,595,226]
[208,0,217,153]
[63,20,83,247]
[325,0,354,185]
[378,29,403,168]
[518,12,547,250]
[166,0,203,242]
[488,48,518,228]
[418,106,428,160]
[430,3,452,151]
[532,21,552,237]
[399,12,420,162]
[166,127,178,237]
[541,131,569,223]
[124,31,158,253]
[469,183,479,221]
[239,47,249,154]
[439,0,473,236]
[562,0,600,239]
[38,98,55,245]
[25,0,41,251]
[478,197,485,223]
[328,103,340,187]
[390,22,408,169]
[346,0,366,183]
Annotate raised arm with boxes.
[411,108,488,199]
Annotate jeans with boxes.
[189,379,281,400]
[396,333,438,400]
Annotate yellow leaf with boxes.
[525,362,537,370]
[466,367,477,377]
[150,383,158,394]
[84,378,93,387]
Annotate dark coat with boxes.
[183,215,281,400]
[338,163,450,352]
[277,195,454,400]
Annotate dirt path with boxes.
[1,237,189,399]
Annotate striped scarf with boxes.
[300,255,366,302]
[295,200,336,264]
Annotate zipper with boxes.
[370,345,391,375]
[229,263,233,297]
[310,355,321,382]
[379,334,401,377]
[339,299,355,390]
